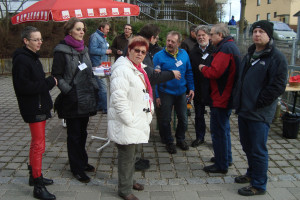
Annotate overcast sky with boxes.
[223,0,241,22]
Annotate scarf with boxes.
[128,57,153,108]
[64,35,84,52]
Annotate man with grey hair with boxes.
[199,23,241,173]
[189,25,215,147]
[154,31,194,154]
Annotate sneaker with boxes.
[203,164,228,174]
[191,139,204,147]
[166,143,177,154]
[73,171,90,183]
[210,157,233,166]
[176,140,189,150]
[62,119,67,128]
[238,186,266,196]
[235,175,251,183]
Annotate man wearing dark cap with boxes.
[234,20,288,196]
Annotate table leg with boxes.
[292,91,298,113]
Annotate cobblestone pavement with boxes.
[1,75,300,200]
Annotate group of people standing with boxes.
[12,18,288,200]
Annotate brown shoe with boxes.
[121,194,139,200]
[133,183,144,191]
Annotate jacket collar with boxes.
[96,29,105,38]
[214,36,234,53]
[248,38,273,58]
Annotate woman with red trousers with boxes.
[12,26,57,200]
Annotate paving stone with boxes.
[269,167,284,174]
[206,177,224,184]
[268,187,297,200]
[275,160,291,167]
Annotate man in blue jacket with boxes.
[154,31,195,154]
[234,20,288,196]
[89,22,112,114]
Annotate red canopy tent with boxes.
[11,0,140,24]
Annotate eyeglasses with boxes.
[29,38,43,42]
[210,32,217,36]
[134,48,146,55]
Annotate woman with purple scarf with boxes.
[51,17,99,183]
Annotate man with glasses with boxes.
[199,23,241,173]
[189,25,215,147]
[111,24,133,61]
[154,31,194,154]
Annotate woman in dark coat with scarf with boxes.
[12,26,57,200]
[51,17,99,184]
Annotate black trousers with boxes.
[66,117,89,174]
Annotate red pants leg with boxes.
[29,121,46,179]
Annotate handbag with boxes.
[54,66,80,117]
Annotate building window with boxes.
[257,0,260,6]
[274,12,277,18]
[256,14,260,21]
[267,13,271,21]
[268,0,271,4]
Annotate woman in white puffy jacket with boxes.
[108,36,153,200]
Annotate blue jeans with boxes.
[95,76,107,111]
[238,116,269,191]
[158,92,187,144]
[210,107,232,170]
[194,104,206,140]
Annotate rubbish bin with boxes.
[282,112,300,139]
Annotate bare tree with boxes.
[1,0,29,19]
[1,0,29,32]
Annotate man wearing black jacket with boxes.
[234,20,288,196]
[189,25,214,147]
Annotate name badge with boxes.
[144,93,150,101]
[175,60,183,67]
[202,53,209,60]
[251,59,260,66]
[78,63,88,71]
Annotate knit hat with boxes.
[251,20,274,39]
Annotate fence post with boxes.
[291,39,296,66]
[155,10,157,22]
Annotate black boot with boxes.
[33,176,56,200]
[28,165,53,186]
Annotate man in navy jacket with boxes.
[234,20,287,196]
